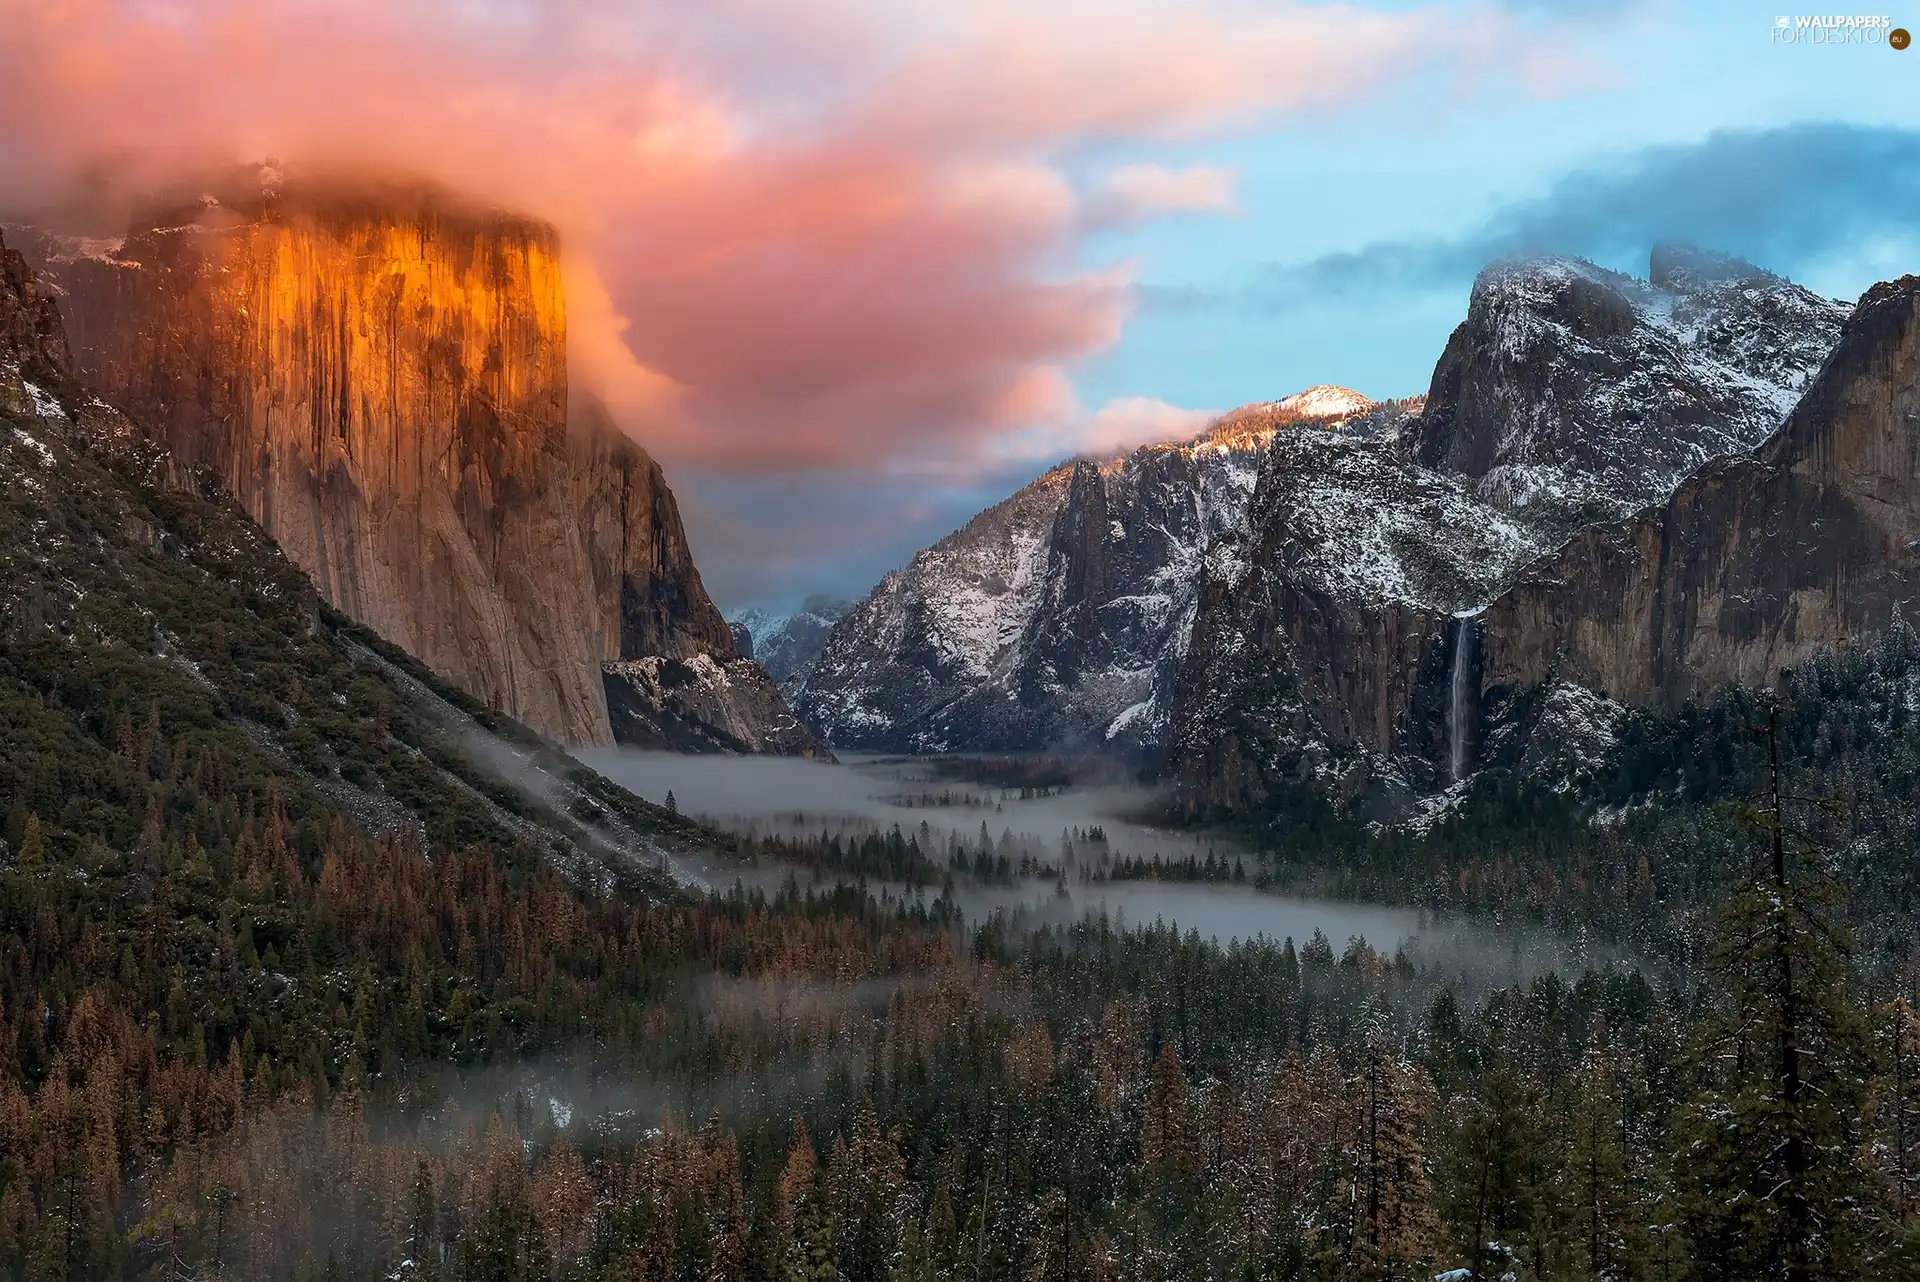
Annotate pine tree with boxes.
[1352,1043,1440,1281]
[1553,1045,1645,1280]
[15,813,43,871]
[1865,997,1920,1273]
[776,1121,836,1282]
[408,1157,440,1279]
[1141,1043,1196,1182]
[1676,713,1871,1281]
[1446,1057,1546,1280]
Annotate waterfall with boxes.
[1448,614,1473,784]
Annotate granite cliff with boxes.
[1408,247,1847,532]
[18,177,818,756]
[1165,250,1853,816]
[1472,273,1920,745]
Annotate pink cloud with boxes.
[1095,163,1241,223]
[991,392,1220,465]
[0,0,1530,475]
[1082,396,1222,455]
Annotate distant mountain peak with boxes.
[1271,384,1373,419]
[730,597,854,684]
[1195,385,1380,452]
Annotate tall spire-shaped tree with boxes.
[1677,712,1871,1281]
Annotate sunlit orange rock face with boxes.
[34,185,739,746]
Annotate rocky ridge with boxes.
[791,388,1398,754]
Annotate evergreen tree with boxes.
[1676,715,1871,1281]
[1865,998,1920,1275]
[15,812,42,871]
[776,1121,836,1282]
[1352,1042,1440,1281]
[1553,1045,1645,1280]
[1445,1057,1547,1279]
[408,1158,441,1279]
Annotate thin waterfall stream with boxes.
[1449,613,1474,783]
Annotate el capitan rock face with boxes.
[568,395,738,668]
[21,180,817,755]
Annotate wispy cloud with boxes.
[1091,163,1241,224]
[1210,123,1920,313]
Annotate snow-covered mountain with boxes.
[731,596,853,684]
[1408,246,1849,534]
[1168,247,1852,814]
[791,390,1398,754]
[791,246,1852,805]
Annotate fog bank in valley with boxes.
[574,749,1629,991]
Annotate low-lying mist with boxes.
[573,748,1638,990]
[576,748,1210,861]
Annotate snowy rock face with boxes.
[1477,274,1920,725]
[1408,247,1848,533]
[788,401,1369,753]
[733,596,853,684]
[604,655,831,758]
[1164,409,1548,813]
[1166,249,1855,817]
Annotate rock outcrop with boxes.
[1165,251,1853,815]
[0,236,70,419]
[604,655,823,756]
[1164,412,1543,813]
[1409,249,1847,533]
[18,176,818,756]
[1474,274,1920,727]
[791,390,1376,754]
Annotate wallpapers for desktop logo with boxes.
[1771,13,1908,44]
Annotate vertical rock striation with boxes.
[21,179,818,754]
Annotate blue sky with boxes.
[1070,2,1920,414]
